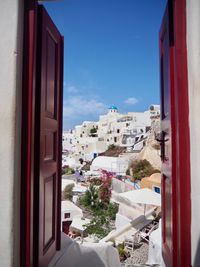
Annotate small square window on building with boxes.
[64,213,70,219]
[153,186,161,194]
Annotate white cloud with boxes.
[124,97,138,105]
[63,96,107,117]
[66,85,79,94]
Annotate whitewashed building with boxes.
[90,156,129,175]
[61,200,83,224]
[70,105,160,158]
[62,131,76,153]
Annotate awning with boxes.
[119,188,161,206]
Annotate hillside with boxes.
[137,119,161,170]
[98,119,161,170]
[99,145,126,157]
[137,140,161,170]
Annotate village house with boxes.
[140,173,161,194]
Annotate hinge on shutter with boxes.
[155,131,169,161]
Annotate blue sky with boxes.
[44,0,166,130]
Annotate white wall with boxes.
[61,201,83,222]
[62,132,76,152]
[91,156,128,175]
[0,1,23,266]
[187,1,200,265]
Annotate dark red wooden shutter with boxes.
[34,6,63,267]
[159,2,177,266]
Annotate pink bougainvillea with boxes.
[99,170,113,205]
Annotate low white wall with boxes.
[111,178,134,193]
[115,213,131,229]
[187,0,200,265]
[61,209,82,222]
[0,0,23,266]
[118,203,144,221]
[100,215,146,243]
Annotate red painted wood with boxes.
[21,3,63,267]
[57,35,64,251]
[160,1,191,266]
[62,221,72,235]
[26,11,34,267]
[159,2,177,266]
[35,6,63,267]
[173,0,191,266]
[21,1,37,266]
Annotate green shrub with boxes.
[63,184,74,201]
[84,213,111,239]
[108,144,116,150]
[79,184,119,239]
[90,178,102,186]
[62,166,75,175]
[81,200,118,239]
[117,243,129,261]
[90,127,97,134]
[130,159,159,180]
[107,202,119,220]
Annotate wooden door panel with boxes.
[34,5,63,267]
[45,32,57,119]
[160,2,191,266]
[43,175,56,251]
[163,175,172,248]
[44,130,56,162]
[160,2,176,266]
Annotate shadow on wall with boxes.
[14,0,24,266]
[57,242,105,267]
[193,237,200,267]
[49,234,120,267]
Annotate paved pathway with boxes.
[62,174,76,181]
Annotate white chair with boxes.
[138,223,158,246]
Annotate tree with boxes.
[79,184,99,208]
